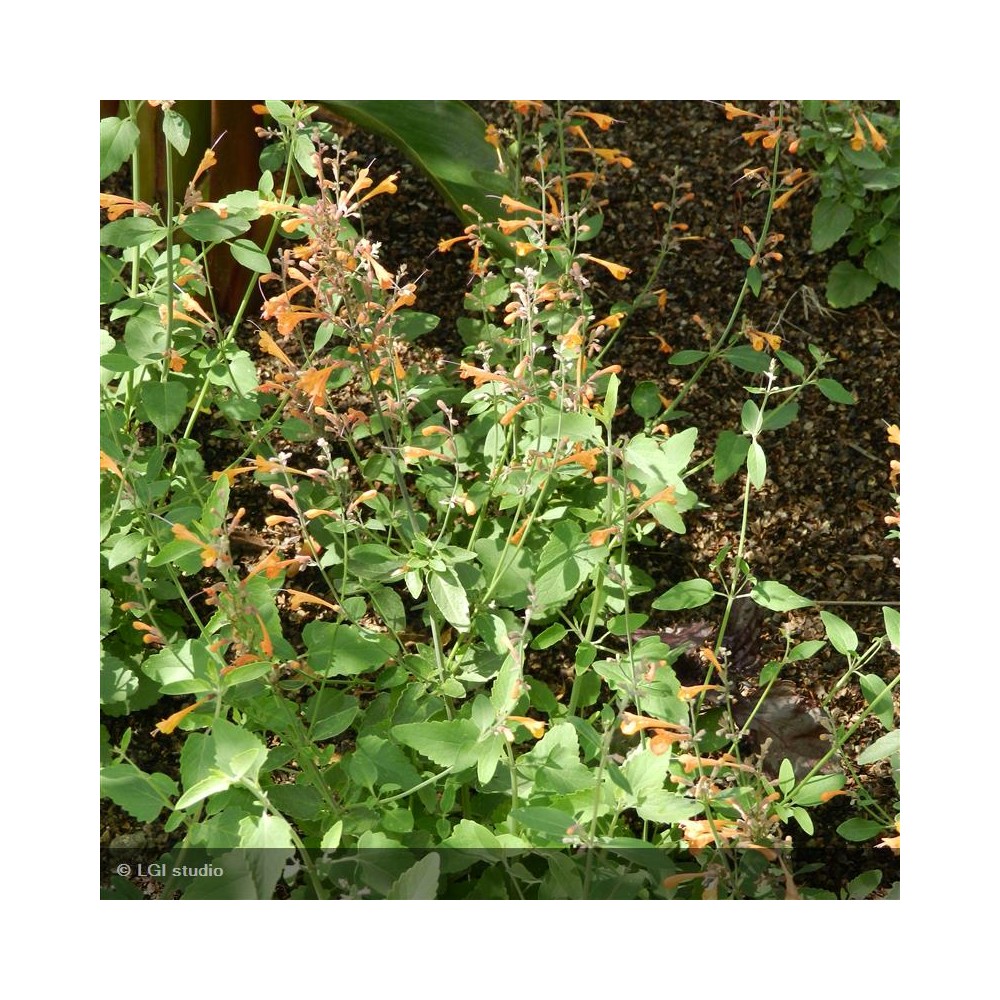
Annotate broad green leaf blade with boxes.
[100,116,140,179]
[816,378,856,405]
[811,198,854,252]
[394,719,480,769]
[319,101,512,224]
[751,580,813,611]
[747,441,767,488]
[388,853,440,900]
[857,729,899,765]
[303,622,396,677]
[865,232,900,289]
[652,578,714,610]
[826,260,878,307]
[713,430,751,484]
[101,763,177,822]
[139,380,188,434]
[229,237,271,273]
[820,610,858,654]
[428,568,471,629]
[883,607,900,652]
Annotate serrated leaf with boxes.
[826,260,877,308]
[865,233,900,289]
[393,719,480,769]
[101,763,177,822]
[303,622,396,677]
[811,198,854,252]
[388,853,440,900]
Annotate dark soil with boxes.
[102,100,899,896]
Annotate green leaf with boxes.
[787,640,826,662]
[816,378,856,405]
[761,401,799,431]
[181,211,250,242]
[509,806,578,841]
[101,763,177,822]
[393,311,441,341]
[652,578,714,611]
[778,758,796,796]
[428,568,471,629]
[857,729,899,765]
[751,580,813,611]
[820,610,858,654]
[669,349,708,366]
[811,198,855,252]
[747,441,766,488]
[860,674,895,729]
[865,232,900,289]
[746,266,762,297]
[731,238,754,260]
[741,400,762,436]
[162,108,191,155]
[847,870,883,899]
[100,116,140,179]
[725,345,771,373]
[635,789,704,825]
[713,430,751,484]
[532,623,567,649]
[631,380,663,419]
[139,380,188,434]
[174,771,233,810]
[883,607,900,651]
[303,622,396,677]
[826,260,878,308]
[388,853,440,900]
[394,719,481,769]
[213,719,269,783]
[105,532,148,569]
[229,238,271,273]
[319,100,512,225]
[836,818,886,842]
[100,217,167,248]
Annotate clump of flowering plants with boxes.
[101,100,898,899]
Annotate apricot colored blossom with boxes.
[571,109,618,131]
[747,328,782,352]
[507,715,547,739]
[724,103,762,121]
[860,113,887,152]
[579,254,631,280]
[285,589,341,613]
[100,450,124,480]
[156,697,212,734]
[677,684,725,701]
[620,712,689,736]
[100,193,153,220]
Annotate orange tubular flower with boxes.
[100,193,153,220]
[507,715,547,739]
[155,697,212,735]
[724,102,762,121]
[620,712,689,736]
[860,113,887,152]
[579,254,631,280]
